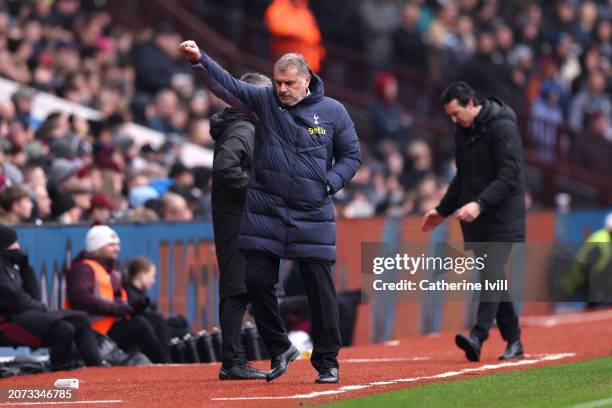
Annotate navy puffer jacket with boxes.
[192,53,361,263]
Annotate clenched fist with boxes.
[178,40,202,62]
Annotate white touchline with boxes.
[0,400,123,406]
[211,353,577,401]
[564,397,612,408]
[522,309,612,327]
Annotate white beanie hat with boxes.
[605,212,612,231]
[86,225,120,253]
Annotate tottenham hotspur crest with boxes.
[313,114,319,125]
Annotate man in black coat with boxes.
[210,72,272,381]
[0,225,103,369]
[422,82,525,362]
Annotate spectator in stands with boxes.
[132,23,190,95]
[147,89,180,134]
[359,0,403,66]
[572,1,599,49]
[161,192,193,222]
[187,118,213,148]
[66,225,169,363]
[370,71,413,148]
[426,2,459,79]
[0,224,103,369]
[401,139,434,192]
[594,19,611,61]
[0,186,34,225]
[568,69,612,132]
[89,193,118,225]
[50,191,82,224]
[460,31,513,101]
[392,2,428,73]
[11,88,40,129]
[31,185,52,223]
[265,0,326,73]
[124,256,171,363]
[439,14,477,81]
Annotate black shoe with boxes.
[455,333,481,362]
[266,345,300,382]
[219,364,267,380]
[498,340,524,360]
[315,367,339,384]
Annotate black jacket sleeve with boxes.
[477,120,523,208]
[436,161,462,217]
[212,123,255,192]
[20,265,42,302]
[0,264,47,315]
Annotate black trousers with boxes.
[0,310,102,367]
[470,243,521,343]
[141,311,171,363]
[245,253,341,371]
[108,315,169,363]
[219,293,249,368]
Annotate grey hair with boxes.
[274,53,310,76]
[240,72,272,88]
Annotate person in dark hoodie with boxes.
[180,41,361,384]
[422,82,526,362]
[66,225,169,363]
[0,224,103,369]
[210,72,272,381]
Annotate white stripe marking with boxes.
[212,353,576,401]
[564,397,612,408]
[0,400,123,406]
[522,309,612,327]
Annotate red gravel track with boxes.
[1,309,611,407]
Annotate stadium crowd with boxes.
[0,0,609,226]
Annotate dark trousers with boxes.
[0,310,102,367]
[46,311,103,367]
[108,315,169,363]
[245,253,341,371]
[141,311,171,362]
[219,293,249,368]
[470,243,521,343]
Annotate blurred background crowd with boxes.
[0,0,609,226]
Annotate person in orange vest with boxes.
[66,225,169,363]
[265,0,326,73]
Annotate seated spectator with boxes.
[31,185,52,223]
[124,257,171,361]
[50,191,82,224]
[0,186,34,224]
[161,192,193,222]
[568,70,612,132]
[89,193,118,225]
[66,225,169,363]
[0,225,103,370]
